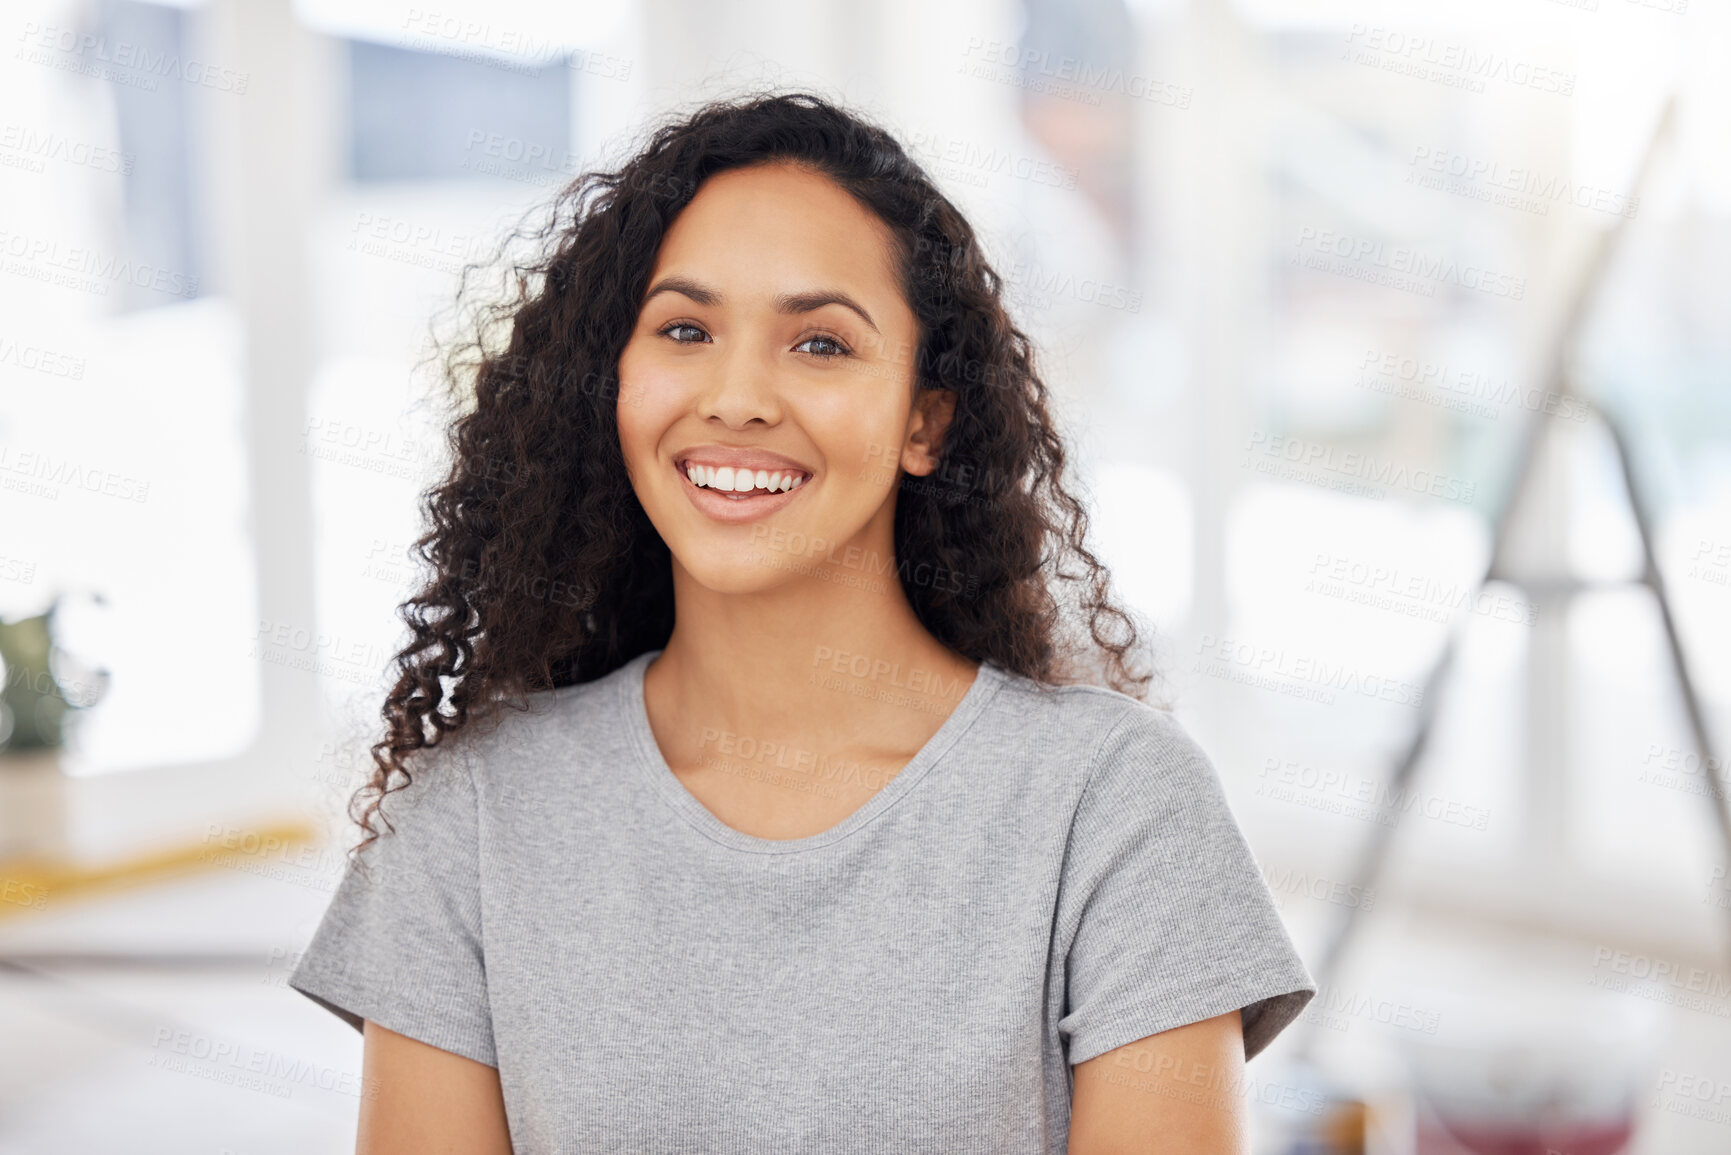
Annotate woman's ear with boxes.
[901,387,957,477]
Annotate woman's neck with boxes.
[645,557,980,773]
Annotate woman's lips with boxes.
[675,459,808,523]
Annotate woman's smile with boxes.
[674,454,812,523]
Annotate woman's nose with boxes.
[693,335,784,427]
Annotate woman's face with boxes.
[616,160,943,594]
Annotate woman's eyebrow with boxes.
[642,275,880,335]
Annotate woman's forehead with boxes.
[649,163,908,312]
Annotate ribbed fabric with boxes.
[289,649,1315,1153]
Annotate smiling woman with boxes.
[286,90,1315,1155]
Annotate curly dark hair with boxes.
[349,89,1162,855]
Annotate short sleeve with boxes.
[288,740,497,1067]
[1056,703,1316,1066]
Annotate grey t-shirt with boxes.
[289,649,1315,1153]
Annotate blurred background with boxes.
[1,0,1728,1150]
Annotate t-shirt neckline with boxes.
[619,648,1005,855]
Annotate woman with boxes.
[290,91,1315,1154]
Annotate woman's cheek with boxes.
[615,353,686,456]
[795,394,901,497]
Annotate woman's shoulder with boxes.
[429,656,645,780]
[982,663,1216,797]
[987,661,1193,747]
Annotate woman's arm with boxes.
[1066,1010,1249,1155]
[358,1020,514,1155]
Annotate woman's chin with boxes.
[675,551,799,597]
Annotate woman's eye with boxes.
[660,322,708,344]
[795,334,851,359]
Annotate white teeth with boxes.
[683,462,809,494]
